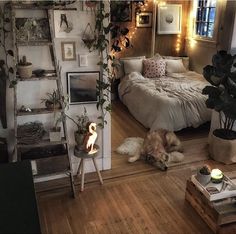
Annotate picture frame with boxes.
[136,12,153,28]
[67,71,100,104]
[54,10,79,38]
[111,1,132,22]
[157,4,182,34]
[15,18,50,42]
[79,54,88,67]
[61,41,76,61]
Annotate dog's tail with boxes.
[168,151,184,163]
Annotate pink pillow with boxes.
[143,59,166,78]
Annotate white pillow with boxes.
[162,56,189,70]
[165,59,187,73]
[115,56,145,78]
[123,58,143,75]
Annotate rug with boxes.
[116,137,209,168]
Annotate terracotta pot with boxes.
[17,64,32,78]
[209,132,236,164]
[74,131,85,147]
[49,127,61,142]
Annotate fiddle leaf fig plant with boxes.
[202,50,236,139]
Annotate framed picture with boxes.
[136,12,152,28]
[79,54,88,67]
[111,1,132,22]
[67,71,100,104]
[158,4,182,34]
[54,10,79,38]
[15,18,50,42]
[61,41,76,61]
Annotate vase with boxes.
[196,170,211,186]
[49,127,61,142]
[74,132,85,148]
[17,64,33,78]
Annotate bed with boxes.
[118,57,211,131]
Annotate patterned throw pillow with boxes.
[143,59,166,78]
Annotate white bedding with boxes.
[118,71,211,131]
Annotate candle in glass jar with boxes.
[211,169,223,183]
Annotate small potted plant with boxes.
[196,164,211,186]
[41,90,61,110]
[17,55,32,78]
[66,107,90,147]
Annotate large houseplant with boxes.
[202,50,236,164]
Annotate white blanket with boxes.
[118,72,211,131]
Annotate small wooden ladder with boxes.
[10,2,75,197]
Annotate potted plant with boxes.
[196,164,211,185]
[17,55,32,78]
[41,90,61,110]
[66,107,90,147]
[202,50,236,164]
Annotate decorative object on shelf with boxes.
[17,122,45,145]
[196,164,211,185]
[82,1,98,12]
[157,4,182,34]
[211,169,224,183]
[17,55,32,78]
[54,10,78,38]
[35,0,76,7]
[202,51,236,164]
[15,18,50,42]
[83,122,98,154]
[82,23,96,52]
[32,69,45,77]
[79,54,88,67]
[41,89,61,110]
[136,11,152,28]
[67,71,99,104]
[111,1,132,22]
[19,105,32,113]
[66,107,90,147]
[61,41,76,61]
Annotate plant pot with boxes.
[209,131,236,164]
[196,170,211,186]
[49,127,61,142]
[17,64,33,78]
[74,131,85,147]
[45,100,61,110]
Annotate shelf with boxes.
[16,41,53,46]
[18,75,58,81]
[17,137,67,149]
[11,3,77,10]
[17,108,62,116]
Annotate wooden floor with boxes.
[38,101,236,234]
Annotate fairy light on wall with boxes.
[175,33,181,53]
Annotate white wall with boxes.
[0,1,111,177]
[231,13,236,54]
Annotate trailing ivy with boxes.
[0,3,16,88]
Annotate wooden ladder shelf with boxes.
[11,3,75,197]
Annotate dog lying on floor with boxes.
[128,129,184,170]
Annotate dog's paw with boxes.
[169,152,184,162]
[128,155,139,163]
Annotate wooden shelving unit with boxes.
[11,3,75,197]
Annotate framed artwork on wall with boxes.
[79,54,88,67]
[54,10,79,38]
[157,4,182,34]
[67,71,100,104]
[111,1,132,22]
[136,12,152,28]
[61,41,76,61]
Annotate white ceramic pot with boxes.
[196,170,211,186]
[17,64,32,78]
[49,127,61,142]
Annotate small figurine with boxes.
[83,122,98,154]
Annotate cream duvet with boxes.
[118,71,211,131]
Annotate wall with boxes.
[155,0,190,56]
[0,1,111,178]
[185,0,236,74]
[231,12,236,54]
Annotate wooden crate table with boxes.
[74,145,103,192]
[185,178,236,234]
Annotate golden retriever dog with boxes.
[128,129,184,170]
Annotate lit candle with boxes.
[211,169,223,183]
